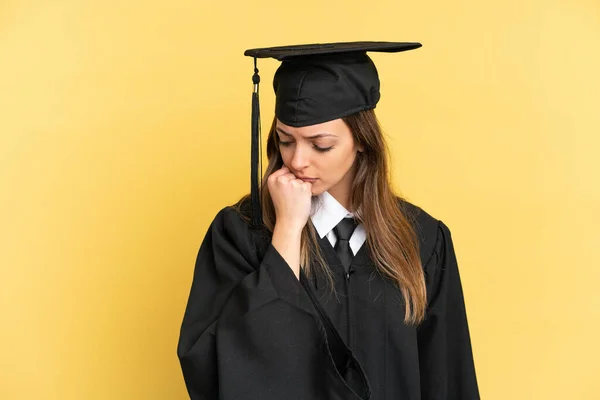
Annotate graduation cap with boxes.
[243,41,422,227]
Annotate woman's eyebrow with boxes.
[275,127,337,139]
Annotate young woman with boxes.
[177,42,480,400]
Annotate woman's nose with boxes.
[290,145,310,170]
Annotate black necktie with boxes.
[333,217,357,272]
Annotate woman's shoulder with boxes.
[228,194,264,228]
[215,194,272,242]
[395,196,443,264]
[212,194,261,230]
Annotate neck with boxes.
[327,165,356,211]
[328,188,351,211]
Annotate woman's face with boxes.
[276,118,363,197]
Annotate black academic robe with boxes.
[177,198,480,399]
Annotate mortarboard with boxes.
[243,41,422,227]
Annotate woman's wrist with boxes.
[271,222,302,279]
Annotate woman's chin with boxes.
[310,185,327,196]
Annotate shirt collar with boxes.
[310,191,354,239]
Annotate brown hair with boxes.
[234,109,426,325]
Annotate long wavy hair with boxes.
[234,109,426,325]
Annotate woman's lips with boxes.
[299,177,318,183]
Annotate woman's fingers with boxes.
[269,166,289,179]
[270,166,300,183]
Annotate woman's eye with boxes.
[279,141,333,153]
[314,145,333,153]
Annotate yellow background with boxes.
[1,0,599,399]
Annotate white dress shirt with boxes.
[310,191,366,256]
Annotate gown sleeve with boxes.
[417,220,480,399]
[176,206,369,400]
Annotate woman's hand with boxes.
[268,166,312,280]
[267,166,312,233]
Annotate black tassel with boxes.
[251,57,262,228]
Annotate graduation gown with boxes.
[177,198,480,399]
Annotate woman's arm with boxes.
[271,221,302,280]
[176,206,368,400]
[417,220,480,399]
